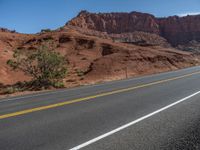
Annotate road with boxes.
[1,66,200,150]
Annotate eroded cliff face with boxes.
[68,11,160,34]
[67,11,200,46]
[159,15,200,46]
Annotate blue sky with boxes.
[0,0,200,33]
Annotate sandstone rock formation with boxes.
[68,11,160,34]
[68,11,200,46]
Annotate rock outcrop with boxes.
[159,15,200,46]
[68,11,200,46]
[68,11,160,34]
[109,31,170,47]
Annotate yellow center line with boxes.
[1,71,200,120]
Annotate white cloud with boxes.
[178,12,200,17]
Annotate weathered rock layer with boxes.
[68,11,200,46]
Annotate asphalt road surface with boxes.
[1,66,200,150]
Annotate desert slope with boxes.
[0,27,199,88]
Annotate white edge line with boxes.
[69,91,200,150]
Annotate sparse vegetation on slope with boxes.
[7,41,68,91]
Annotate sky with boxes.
[0,0,200,33]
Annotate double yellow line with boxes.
[1,71,200,120]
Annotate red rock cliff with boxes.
[68,11,160,34]
[159,15,200,46]
[67,11,200,46]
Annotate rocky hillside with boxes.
[0,27,199,87]
[0,11,200,95]
[109,31,170,47]
[68,11,200,47]
[0,31,33,84]
[66,25,170,47]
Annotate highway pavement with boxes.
[1,66,200,150]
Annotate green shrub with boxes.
[3,87,20,94]
[76,69,85,77]
[7,42,68,89]
[41,29,51,33]
[53,82,65,88]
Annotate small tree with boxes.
[7,43,67,88]
[41,29,51,33]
